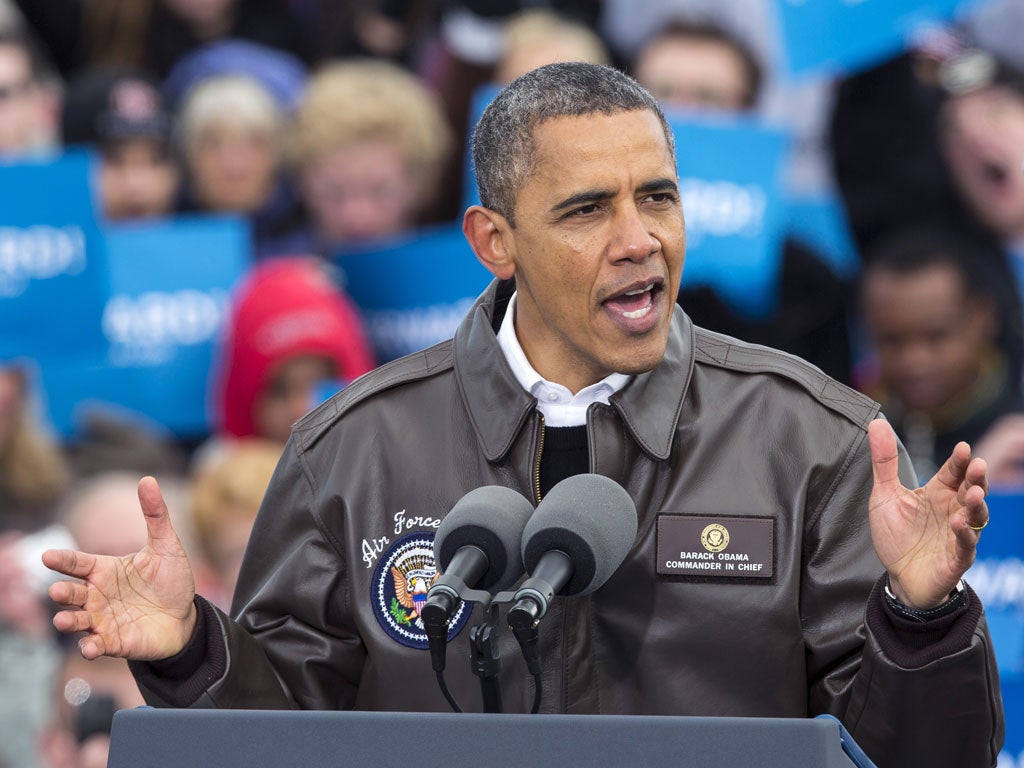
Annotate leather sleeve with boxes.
[189,437,366,710]
[802,427,1004,768]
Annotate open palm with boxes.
[43,476,197,661]
[867,419,989,609]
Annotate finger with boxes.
[78,634,107,660]
[934,441,973,492]
[53,608,95,634]
[964,457,989,498]
[867,419,901,491]
[137,476,181,553]
[950,483,988,544]
[48,580,89,607]
[963,483,989,531]
[41,548,97,580]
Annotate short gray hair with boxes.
[471,62,676,226]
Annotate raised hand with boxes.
[867,418,989,609]
[43,476,197,660]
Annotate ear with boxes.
[463,205,516,281]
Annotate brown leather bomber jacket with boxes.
[134,279,1004,767]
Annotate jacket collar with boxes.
[454,279,695,462]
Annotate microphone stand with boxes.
[468,602,504,713]
[426,584,547,715]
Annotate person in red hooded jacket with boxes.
[212,256,376,445]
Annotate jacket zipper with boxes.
[533,413,545,504]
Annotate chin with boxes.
[611,346,668,376]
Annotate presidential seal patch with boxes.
[701,523,730,553]
[371,532,472,649]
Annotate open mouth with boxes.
[606,281,662,315]
[602,279,666,332]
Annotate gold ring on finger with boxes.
[968,517,989,532]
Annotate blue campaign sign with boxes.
[38,216,250,438]
[774,0,982,78]
[331,224,491,363]
[785,193,860,280]
[965,492,1024,761]
[669,114,790,320]
[0,150,109,359]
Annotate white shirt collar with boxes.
[496,292,631,427]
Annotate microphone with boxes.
[421,485,534,632]
[508,474,637,631]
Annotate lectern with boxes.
[107,709,876,767]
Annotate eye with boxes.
[643,192,678,205]
[570,203,600,217]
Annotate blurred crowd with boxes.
[1,1,1024,766]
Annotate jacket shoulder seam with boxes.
[292,341,455,452]
[693,328,880,429]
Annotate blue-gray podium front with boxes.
[107,709,872,767]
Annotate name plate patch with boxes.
[657,515,774,578]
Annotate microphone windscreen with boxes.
[434,486,534,591]
[521,474,637,596]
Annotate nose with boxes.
[610,203,657,263]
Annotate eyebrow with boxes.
[549,177,680,215]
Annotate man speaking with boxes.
[44,62,1003,767]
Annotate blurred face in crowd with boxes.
[64,476,149,556]
[187,118,278,214]
[299,139,421,244]
[939,85,1024,240]
[469,110,684,393]
[100,138,179,221]
[0,43,57,156]
[634,35,751,112]
[40,655,145,768]
[203,506,256,601]
[862,261,995,412]
[254,354,336,443]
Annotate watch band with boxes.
[883,576,967,623]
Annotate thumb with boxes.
[867,418,902,493]
[137,476,181,553]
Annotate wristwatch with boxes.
[883,576,967,622]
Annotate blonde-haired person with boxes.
[189,438,282,611]
[175,73,298,255]
[287,59,453,253]
[494,10,611,86]
[0,364,68,532]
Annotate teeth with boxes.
[624,283,654,296]
[622,293,654,319]
[622,305,652,319]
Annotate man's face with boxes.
[862,262,994,412]
[0,44,56,156]
[500,109,685,393]
[634,37,751,112]
[300,139,420,245]
[939,86,1024,240]
[100,138,179,221]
